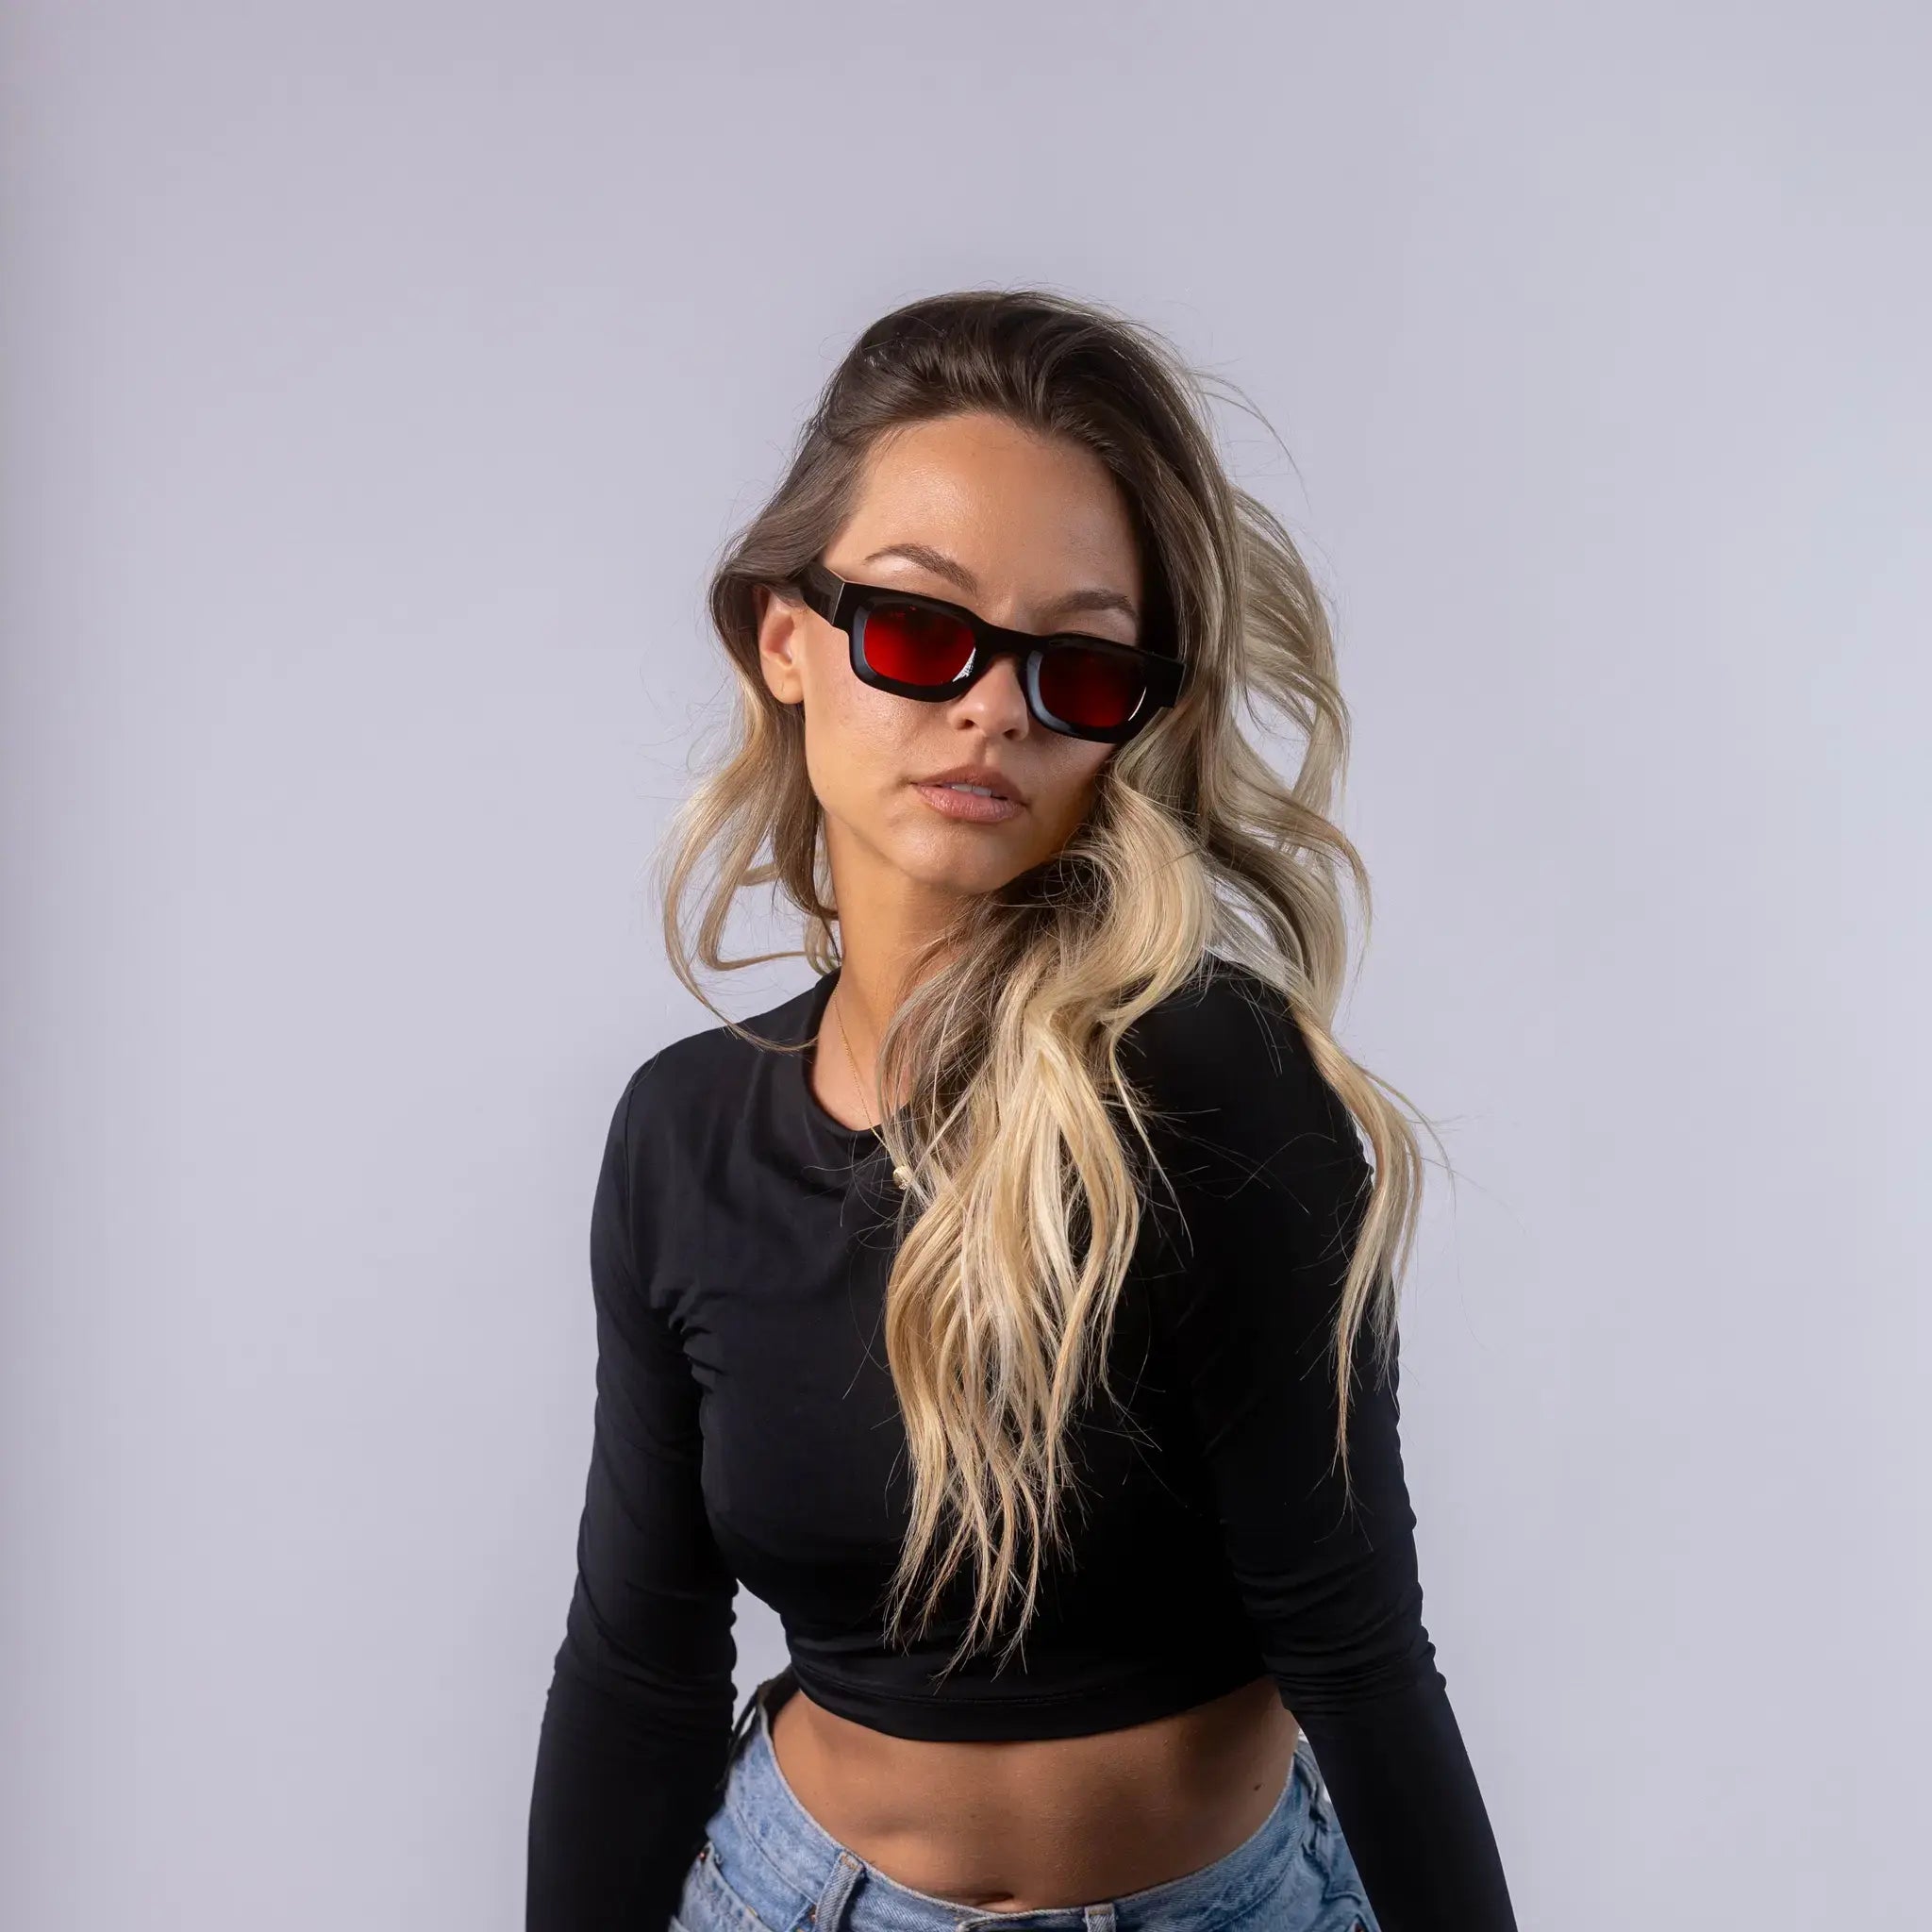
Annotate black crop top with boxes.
[526,955,1516,1932]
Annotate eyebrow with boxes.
[861,541,1140,627]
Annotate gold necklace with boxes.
[827,985,913,1191]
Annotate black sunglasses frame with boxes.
[784,558,1187,744]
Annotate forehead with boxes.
[841,413,1143,595]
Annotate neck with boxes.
[826,929,962,1108]
[820,816,977,1104]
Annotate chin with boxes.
[892,841,1036,898]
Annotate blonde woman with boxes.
[526,291,1517,1932]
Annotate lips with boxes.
[911,779,1025,824]
[917,767,1025,804]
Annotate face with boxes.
[755,411,1148,908]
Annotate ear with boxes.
[754,582,811,707]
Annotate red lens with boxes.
[859,603,976,685]
[1039,643,1146,729]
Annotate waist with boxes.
[765,1669,1303,1912]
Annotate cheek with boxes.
[1028,748,1113,833]
[799,649,915,786]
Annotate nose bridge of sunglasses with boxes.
[963,637,1035,693]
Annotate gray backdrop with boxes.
[4,4,1926,1927]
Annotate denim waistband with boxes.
[690,1666,1337,1932]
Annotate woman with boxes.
[526,290,1517,1932]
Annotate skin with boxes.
[751,410,1301,1911]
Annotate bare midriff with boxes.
[766,1674,1300,1913]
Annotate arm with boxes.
[526,1059,739,1932]
[1124,972,1516,1932]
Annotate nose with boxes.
[949,652,1032,734]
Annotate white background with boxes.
[3,4,1926,1926]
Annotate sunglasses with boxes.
[783,558,1187,743]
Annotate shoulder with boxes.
[1119,952,1325,1108]
[1123,951,1294,1053]
[593,977,820,1286]
[1116,952,1366,1182]
[604,974,819,1160]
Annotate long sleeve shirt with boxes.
[526,953,1516,1931]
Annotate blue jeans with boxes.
[671,1668,1382,1932]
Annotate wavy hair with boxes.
[652,288,1445,1678]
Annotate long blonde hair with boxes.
[653,288,1445,1678]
